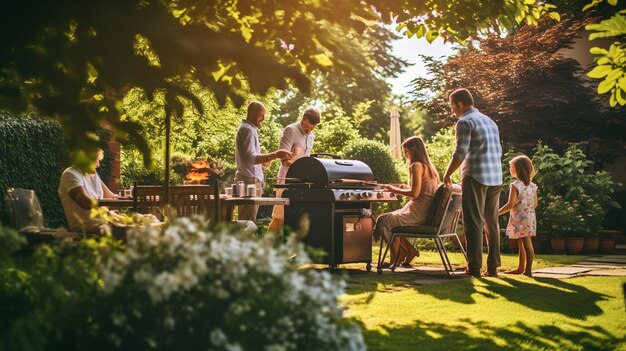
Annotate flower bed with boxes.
[0,219,365,351]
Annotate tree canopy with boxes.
[0,0,567,158]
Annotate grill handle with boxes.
[311,153,341,159]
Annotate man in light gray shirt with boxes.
[267,107,321,233]
[235,101,292,221]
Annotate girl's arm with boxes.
[534,191,538,208]
[498,184,518,216]
[384,162,423,199]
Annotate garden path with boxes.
[370,251,626,284]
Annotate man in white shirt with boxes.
[58,149,119,233]
[267,107,321,233]
[234,101,292,221]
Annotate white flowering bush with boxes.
[92,217,366,351]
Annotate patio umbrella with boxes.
[389,107,401,161]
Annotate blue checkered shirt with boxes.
[452,107,503,186]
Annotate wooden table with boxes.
[98,198,135,210]
[219,196,289,221]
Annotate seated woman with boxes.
[374,136,439,268]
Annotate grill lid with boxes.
[285,157,374,186]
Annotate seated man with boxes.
[58,149,119,234]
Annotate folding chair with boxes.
[377,185,467,276]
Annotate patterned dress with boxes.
[373,164,438,242]
[506,180,537,239]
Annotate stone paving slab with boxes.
[585,256,626,264]
[585,268,626,276]
[533,266,594,275]
[573,262,625,268]
[532,273,577,279]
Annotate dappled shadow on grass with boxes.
[362,319,623,351]
[342,269,610,319]
[479,277,609,319]
[411,276,610,318]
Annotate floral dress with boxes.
[506,180,537,239]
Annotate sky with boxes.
[388,35,457,97]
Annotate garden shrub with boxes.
[343,139,401,184]
[170,152,193,182]
[424,127,459,184]
[312,116,360,157]
[0,219,365,351]
[95,217,365,351]
[0,224,105,351]
[0,115,112,228]
[120,149,165,187]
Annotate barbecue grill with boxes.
[280,156,398,270]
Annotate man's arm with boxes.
[239,127,292,165]
[101,182,119,199]
[279,127,295,166]
[68,187,96,210]
[444,120,471,186]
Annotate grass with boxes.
[335,247,626,351]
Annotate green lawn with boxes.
[338,250,626,351]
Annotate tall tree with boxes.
[410,19,626,166]
[275,24,408,140]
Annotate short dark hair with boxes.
[247,101,265,119]
[302,107,321,125]
[449,88,474,106]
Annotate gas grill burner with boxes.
[281,156,399,270]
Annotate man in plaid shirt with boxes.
[443,88,503,278]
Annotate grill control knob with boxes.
[388,192,396,198]
[340,192,349,200]
[376,191,384,199]
[363,192,372,198]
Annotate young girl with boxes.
[498,155,538,277]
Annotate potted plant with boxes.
[579,194,605,254]
[539,194,572,254]
[532,143,621,255]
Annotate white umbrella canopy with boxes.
[389,107,402,161]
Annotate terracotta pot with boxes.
[566,237,585,254]
[508,238,519,254]
[583,237,600,254]
[599,238,616,254]
[550,238,566,254]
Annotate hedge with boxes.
[343,139,401,184]
[0,114,112,228]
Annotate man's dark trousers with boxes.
[462,176,502,275]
